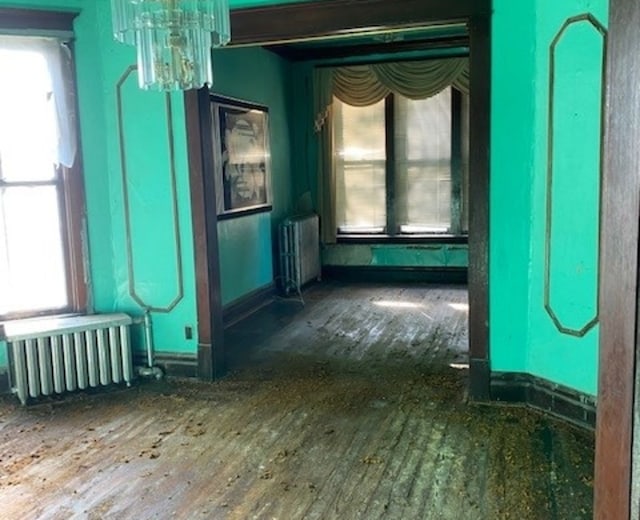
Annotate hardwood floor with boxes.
[0,282,594,519]
[225,282,469,371]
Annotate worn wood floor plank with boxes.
[0,282,593,519]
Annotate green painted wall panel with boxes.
[118,72,184,310]
[322,244,468,268]
[489,0,537,374]
[219,214,274,305]
[546,20,603,334]
[211,46,294,306]
[525,0,607,396]
[85,1,199,356]
[73,3,117,313]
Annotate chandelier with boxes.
[111,0,231,91]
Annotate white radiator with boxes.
[279,214,321,295]
[4,313,134,405]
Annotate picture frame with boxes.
[211,95,273,218]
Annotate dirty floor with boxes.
[0,283,594,519]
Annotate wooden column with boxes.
[185,88,226,380]
[467,14,492,400]
[595,0,640,516]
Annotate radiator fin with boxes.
[279,214,321,295]
[5,314,134,405]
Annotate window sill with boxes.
[336,234,468,245]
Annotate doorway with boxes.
[186,0,492,400]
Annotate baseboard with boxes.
[0,369,9,394]
[322,266,468,284]
[133,352,198,379]
[491,372,596,430]
[468,358,490,401]
[222,283,277,328]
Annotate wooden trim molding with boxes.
[133,352,198,379]
[230,0,489,46]
[491,372,597,431]
[467,14,491,401]
[184,89,226,381]
[222,283,277,328]
[267,35,469,62]
[322,266,467,284]
[0,8,78,33]
[595,0,640,517]
[0,369,9,395]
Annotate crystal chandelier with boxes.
[111,0,231,91]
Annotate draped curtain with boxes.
[314,67,337,244]
[314,57,469,243]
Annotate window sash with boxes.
[0,36,85,319]
[333,89,468,239]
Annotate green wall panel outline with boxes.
[116,65,184,313]
[544,13,606,338]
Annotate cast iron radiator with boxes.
[279,213,321,295]
[4,313,134,405]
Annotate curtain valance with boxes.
[332,57,469,107]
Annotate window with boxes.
[334,87,469,238]
[0,37,85,318]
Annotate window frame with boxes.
[335,87,468,243]
[0,10,87,321]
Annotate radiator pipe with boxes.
[144,310,153,368]
[136,309,163,380]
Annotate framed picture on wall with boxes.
[211,95,273,218]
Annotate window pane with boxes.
[334,98,386,232]
[0,48,57,182]
[0,186,68,314]
[395,89,452,233]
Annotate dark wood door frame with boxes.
[186,0,492,397]
[594,0,640,516]
[185,88,226,380]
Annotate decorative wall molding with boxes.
[544,14,607,337]
[116,65,184,313]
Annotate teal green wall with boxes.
[1,0,607,399]
[1,0,200,359]
[82,2,198,356]
[491,0,607,396]
[211,46,294,305]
